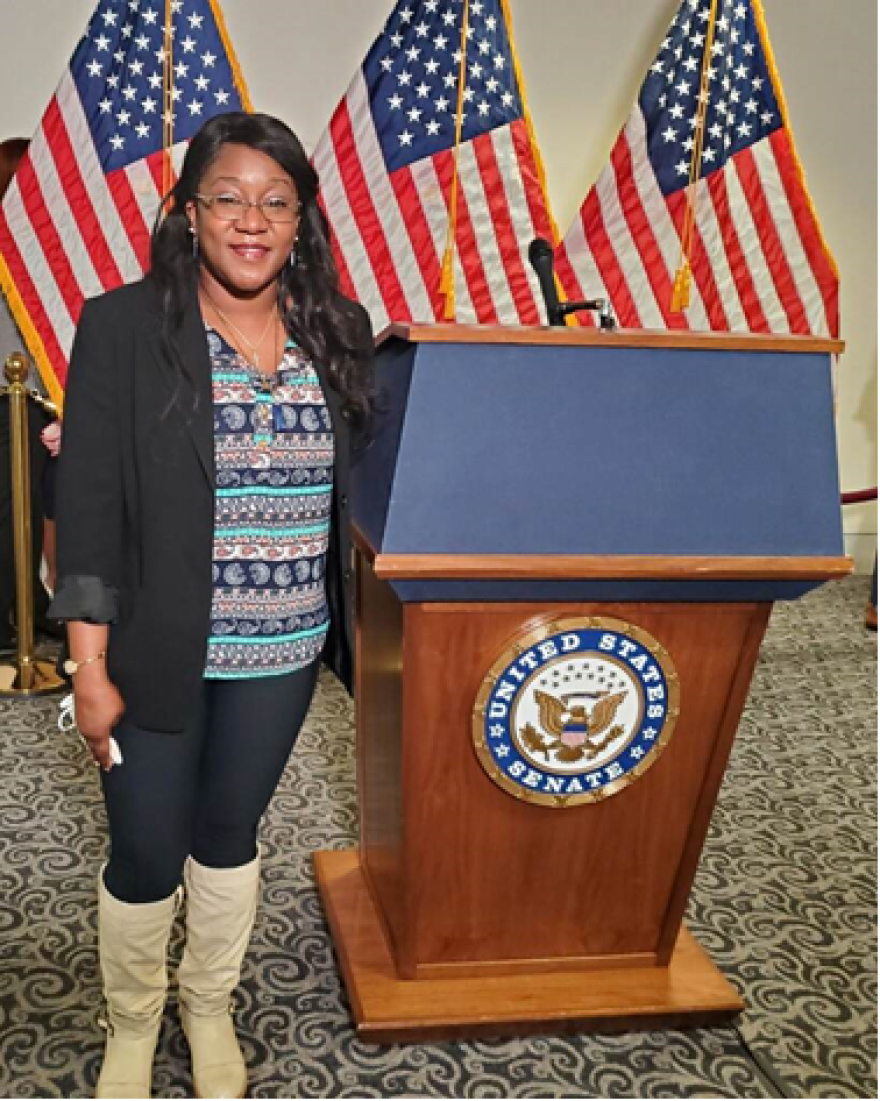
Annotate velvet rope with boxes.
[841,488,878,505]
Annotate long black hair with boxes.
[150,112,372,424]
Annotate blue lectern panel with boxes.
[373,342,843,558]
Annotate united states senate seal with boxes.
[472,617,680,806]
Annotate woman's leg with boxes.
[94,691,208,1098]
[190,660,320,867]
[179,662,319,1100]
[101,697,208,902]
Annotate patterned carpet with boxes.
[0,577,875,1099]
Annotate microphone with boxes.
[528,237,564,326]
[527,236,617,329]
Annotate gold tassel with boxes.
[439,248,456,321]
[671,263,691,312]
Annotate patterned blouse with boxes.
[204,325,334,679]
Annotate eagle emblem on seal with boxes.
[522,689,628,764]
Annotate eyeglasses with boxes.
[194,193,302,224]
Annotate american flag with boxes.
[0,0,249,406]
[556,0,839,337]
[313,0,559,331]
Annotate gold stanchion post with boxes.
[0,352,65,695]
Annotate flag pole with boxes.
[439,0,472,322]
[671,0,719,312]
[162,0,175,199]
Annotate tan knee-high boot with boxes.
[178,855,259,1100]
[96,872,179,1099]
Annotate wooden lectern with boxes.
[313,326,850,1042]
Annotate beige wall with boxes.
[1,0,876,569]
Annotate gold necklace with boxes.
[202,287,278,372]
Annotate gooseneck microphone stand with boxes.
[528,237,617,330]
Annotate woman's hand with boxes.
[73,664,125,770]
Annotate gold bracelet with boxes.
[63,651,107,676]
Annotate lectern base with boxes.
[314,850,744,1043]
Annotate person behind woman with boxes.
[0,137,59,649]
[49,112,373,1099]
[39,419,61,593]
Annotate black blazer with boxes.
[49,277,372,733]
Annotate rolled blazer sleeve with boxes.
[48,299,124,624]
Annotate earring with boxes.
[189,226,199,262]
[289,240,299,269]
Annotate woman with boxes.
[49,112,373,1099]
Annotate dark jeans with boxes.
[0,398,52,641]
[101,662,320,903]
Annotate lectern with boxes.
[313,325,850,1042]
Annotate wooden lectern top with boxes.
[376,322,845,356]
